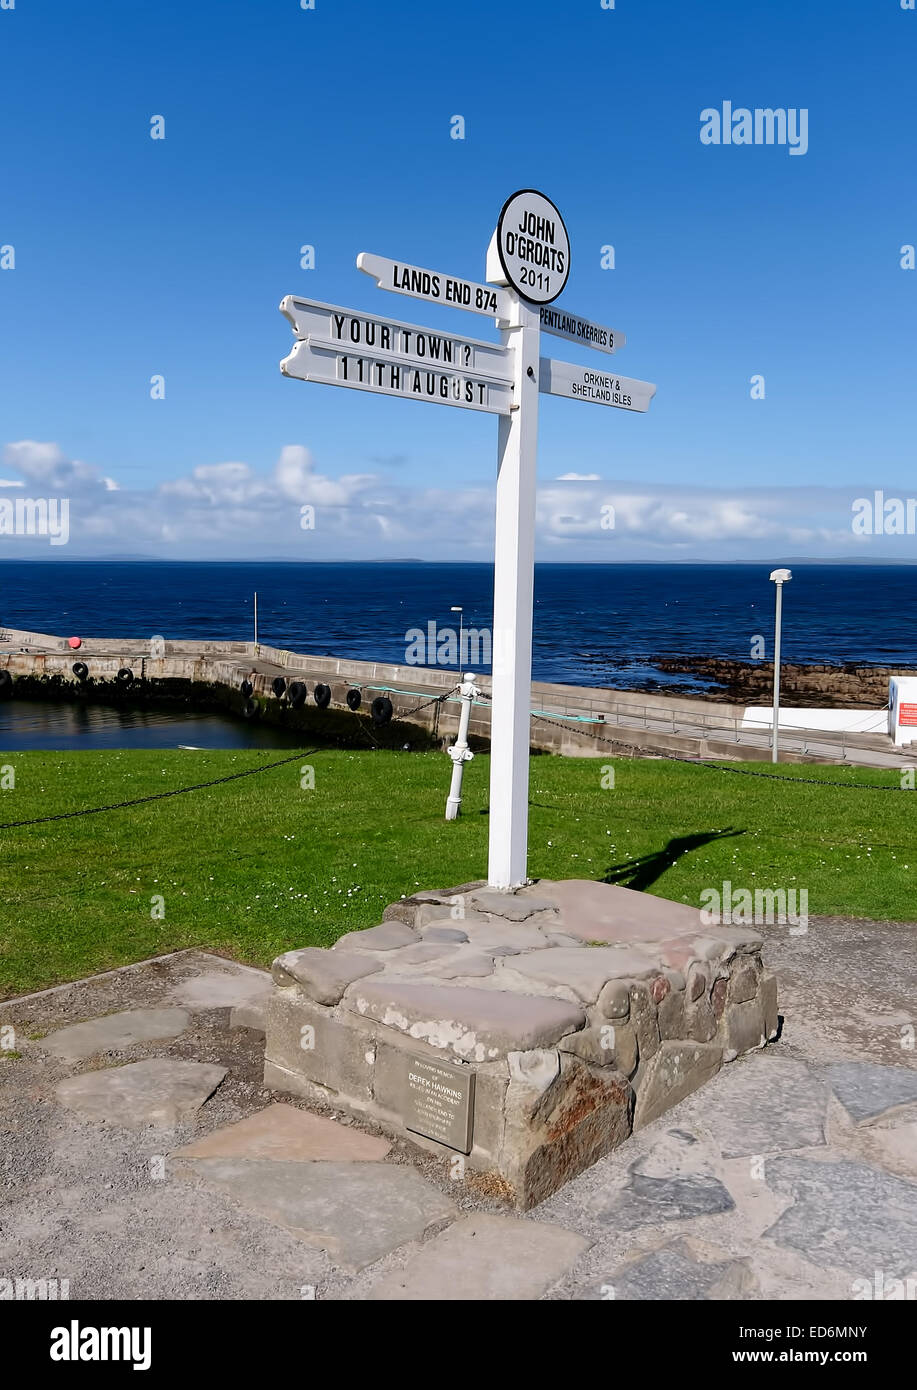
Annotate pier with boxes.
[0,628,909,769]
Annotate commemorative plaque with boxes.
[394,1052,475,1154]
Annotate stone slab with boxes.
[264,990,375,1103]
[586,1170,735,1232]
[271,947,382,1004]
[43,1008,190,1060]
[501,947,656,1003]
[367,1213,588,1299]
[584,1239,755,1300]
[764,1155,917,1278]
[56,1059,226,1128]
[534,879,702,944]
[415,949,497,980]
[180,1158,454,1271]
[420,927,470,944]
[342,979,586,1062]
[455,920,552,952]
[230,997,268,1032]
[824,1061,917,1125]
[173,1103,391,1162]
[469,891,559,921]
[558,1023,637,1075]
[633,1041,723,1129]
[171,968,272,1010]
[674,1056,829,1157]
[332,921,418,952]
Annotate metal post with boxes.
[451,606,464,671]
[772,583,782,761]
[253,592,259,650]
[487,293,540,888]
[446,674,479,820]
[772,584,784,762]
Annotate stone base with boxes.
[262,879,778,1209]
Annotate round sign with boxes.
[495,189,570,305]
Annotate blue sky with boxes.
[1,0,915,559]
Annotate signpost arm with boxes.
[488,293,540,888]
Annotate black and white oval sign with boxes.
[495,189,570,305]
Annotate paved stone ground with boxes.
[1,922,915,1301]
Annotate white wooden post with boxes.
[487,293,541,888]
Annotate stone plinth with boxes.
[262,879,778,1209]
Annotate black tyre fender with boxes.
[271,676,287,699]
[240,679,253,698]
[242,697,261,720]
[0,670,12,696]
[72,662,89,680]
[371,695,393,725]
[345,687,362,711]
[116,667,133,685]
[288,680,307,708]
[313,683,332,709]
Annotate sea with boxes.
[0,560,913,749]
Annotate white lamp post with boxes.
[769,568,792,762]
[450,606,464,671]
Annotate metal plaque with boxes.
[394,1052,475,1153]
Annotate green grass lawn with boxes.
[1,746,913,997]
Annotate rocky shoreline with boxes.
[599,657,914,708]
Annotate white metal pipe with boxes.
[446,675,478,820]
[772,582,784,762]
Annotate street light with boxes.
[769,568,792,762]
[450,606,464,670]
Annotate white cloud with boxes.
[0,440,906,561]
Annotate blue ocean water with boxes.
[1,560,913,684]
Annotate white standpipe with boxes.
[446,674,479,820]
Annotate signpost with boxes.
[539,358,656,412]
[539,305,625,355]
[357,252,512,322]
[280,296,514,415]
[488,189,570,305]
[279,189,656,888]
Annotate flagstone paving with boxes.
[43,1007,191,1060]
[57,1059,227,1128]
[176,1158,454,1271]
[174,1103,391,1162]
[0,927,915,1301]
[364,1213,589,1300]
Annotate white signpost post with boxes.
[280,189,656,889]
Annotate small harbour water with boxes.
[0,701,311,752]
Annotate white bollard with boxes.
[445,674,479,820]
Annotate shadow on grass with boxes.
[602,827,745,892]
